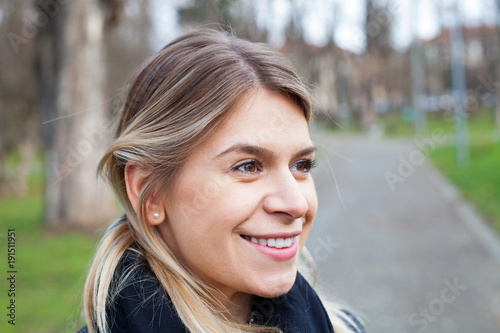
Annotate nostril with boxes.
[262,192,308,220]
[262,169,312,218]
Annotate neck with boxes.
[195,273,254,324]
[218,290,254,324]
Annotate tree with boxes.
[177,0,267,42]
[0,0,39,196]
[37,0,120,229]
[361,0,393,133]
[495,0,500,126]
[105,0,152,100]
[177,0,228,28]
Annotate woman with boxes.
[79,28,364,333]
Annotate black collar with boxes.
[79,251,336,333]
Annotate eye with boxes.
[233,160,262,174]
[291,159,316,173]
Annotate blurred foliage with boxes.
[377,107,499,140]
[0,0,39,196]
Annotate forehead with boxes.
[210,89,311,148]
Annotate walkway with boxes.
[307,133,500,333]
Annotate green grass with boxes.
[431,142,500,233]
[379,107,500,140]
[425,109,500,233]
[377,108,500,233]
[378,112,417,137]
[0,177,99,333]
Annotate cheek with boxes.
[304,179,318,219]
[299,180,318,249]
[167,181,263,242]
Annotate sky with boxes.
[148,0,499,53]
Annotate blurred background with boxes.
[1,0,500,332]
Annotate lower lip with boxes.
[243,237,298,261]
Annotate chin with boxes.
[252,268,297,298]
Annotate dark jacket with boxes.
[78,252,364,333]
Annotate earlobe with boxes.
[124,163,166,225]
[146,198,165,225]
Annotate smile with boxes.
[242,236,296,249]
[241,233,299,260]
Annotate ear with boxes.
[124,163,165,225]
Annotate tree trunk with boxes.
[12,103,39,196]
[38,0,117,229]
[496,0,500,127]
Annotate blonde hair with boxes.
[83,28,358,333]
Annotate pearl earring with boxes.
[153,213,160,219]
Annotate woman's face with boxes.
[158,89,317,301]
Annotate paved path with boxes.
[306,133,500,333]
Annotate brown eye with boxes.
[234,160,262,174]
[291,159,316,173]
[295,162,306,172]
[243,163,256,172]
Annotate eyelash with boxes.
[292,158,317,173]
[233,159,264,174]
[232,158,317,175]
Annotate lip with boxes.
[240,232,300,261]
[242,231,301,239]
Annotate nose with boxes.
[262,169,309,220]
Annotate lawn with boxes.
[379,108,500,233]
[427,110,500,233]
[0,177,100,333]
[379,107,500,139]
[431,142,500,232]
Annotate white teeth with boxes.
[275,238,285,249]
[245,236,296,249]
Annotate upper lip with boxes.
[241,231,301,239]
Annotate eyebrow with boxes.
[215,143,317,161]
